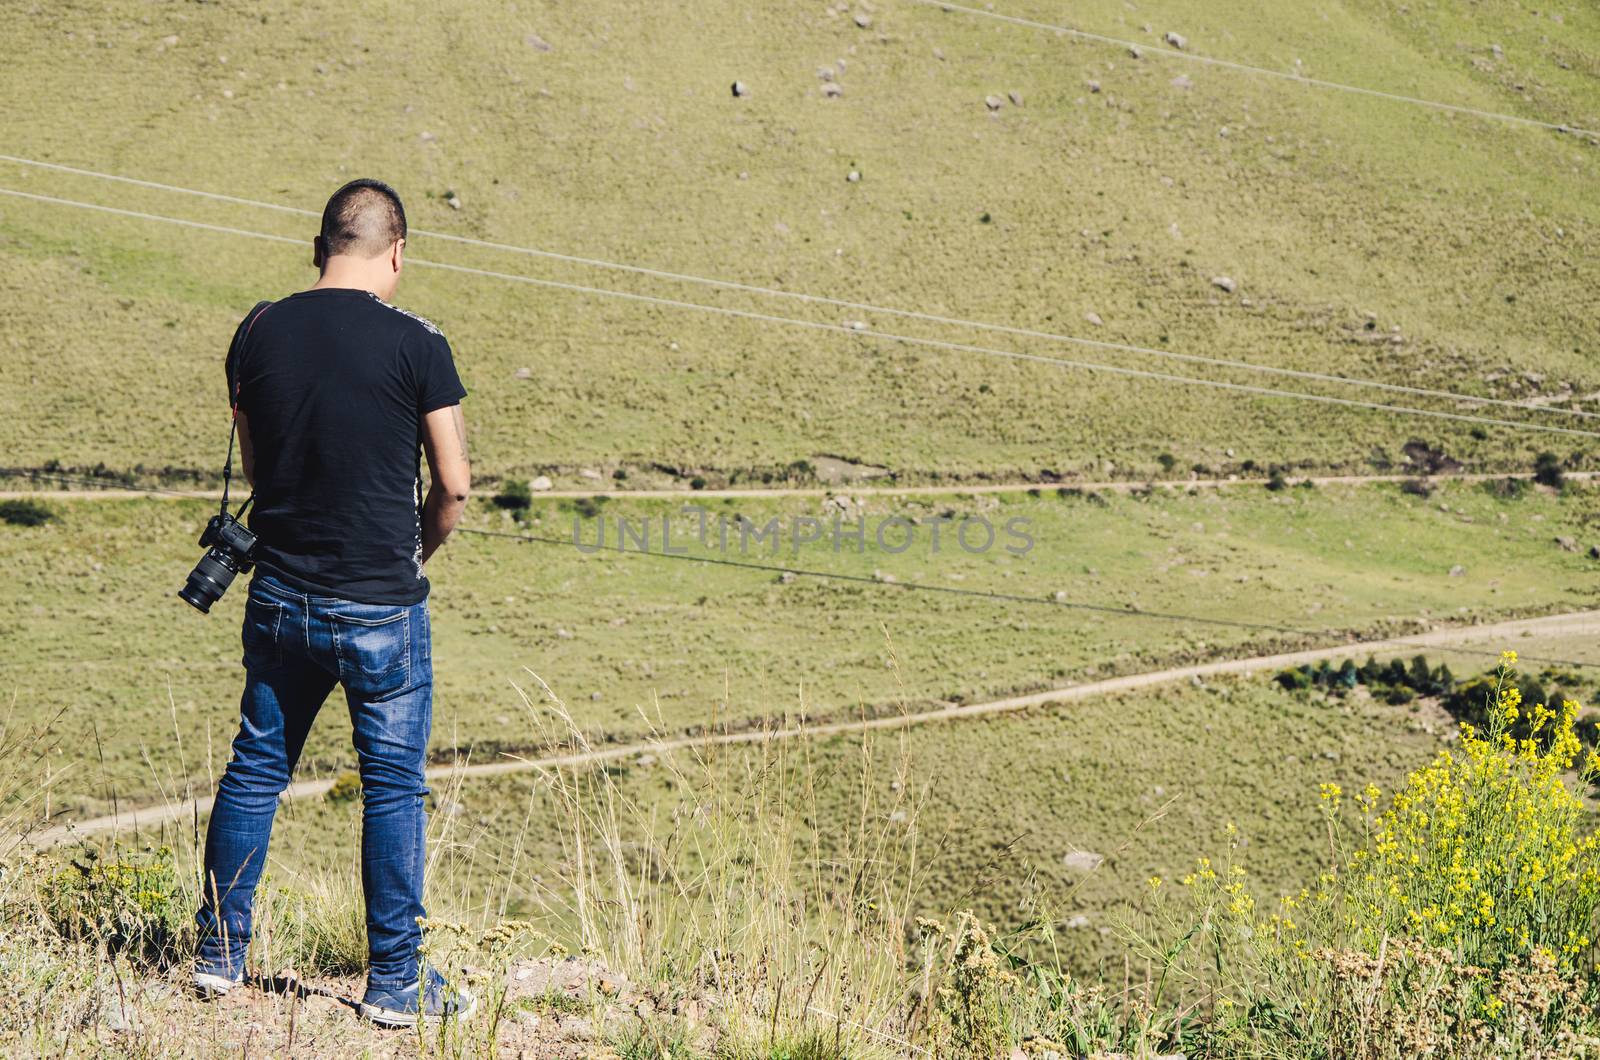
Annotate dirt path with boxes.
[32,608,1600,849]
[2,470,1586,504]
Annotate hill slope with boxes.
[2,0,1598,484]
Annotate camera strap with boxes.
[222,301,275,518]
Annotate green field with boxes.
[5,479,1598,817]
[2,0,1599,487]
[6,2,1600,1048]
[234,661,1600,978]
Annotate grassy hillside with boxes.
[258,673,1459,976]
[6,479,1599,815]
[2,0,1599,484]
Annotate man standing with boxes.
[193,179,474,1027]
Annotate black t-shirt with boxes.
[225,288,467,605]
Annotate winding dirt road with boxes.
[31,608,1600,849]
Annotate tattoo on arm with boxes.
[451,405,469,462]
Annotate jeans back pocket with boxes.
[241,596,284,670]
[331,609,412,700]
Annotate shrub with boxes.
[326,770,362,803]
[43,847,187,963]
[1535,451,1566,489]
[1144,652,1600,1053]
[1383,684,1415,705]
[492,479,533,512]
[0,499,55,527]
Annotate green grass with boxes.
[6,479,1598,818]
[257,669,1498,978]
[1,0,1598,484]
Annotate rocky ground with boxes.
[84,956,720,1058]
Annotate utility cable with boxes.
[2,153,1594,422]
[5,469,1595,670]
[3,187,1597,440]
[915,0,1600,138]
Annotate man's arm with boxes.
[420,403,471,565]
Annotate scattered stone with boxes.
[1164,31,1188,49]
[846,169,861,182]
[844,319,869,330]
[1449,564,1466,577]
[984,94,1005,110]
[161,33,179,47]
[525,32,552,52]
[1053,590,1068,602]
[779,570,797,584]
[97,991,136,1034]
[731,80,749,97]
[419,130,436,142]
[445,190,462,210]
[531,475,553,491]
[1084,311,1104,326]
[817,65,835,82]
[1491,43,1504,59]
[1556,535,1578,552]
[1211,276,1237,293]
[853,12,872,28]
[513,366,533,379]
[1171,74,1193,89]
[821,82,843,98]
[1064,914,1091,929]
[1128,44,1142,59]
[1062,850,1105,872]
[579,468,602,480]
[1086,79,1102,93]
[1007,90,1024,106]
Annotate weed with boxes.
[0,499,55,527]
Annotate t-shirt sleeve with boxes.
[225,301,273,407]
[224,310,253,406]
[413,330,468,414]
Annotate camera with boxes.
[178,512,258,613]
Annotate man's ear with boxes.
[391,238,405,273]
[312,235,326,270]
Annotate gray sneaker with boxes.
[359,970,477,1028]
[193,968,244,999]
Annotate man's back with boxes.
[228,287,466,605]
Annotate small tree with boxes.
[0,499,55,527]
[1534,451,1566,489]
[492,479,533,512]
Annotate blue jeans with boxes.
[196,573,433,987]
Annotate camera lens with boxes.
[179,548,240,613]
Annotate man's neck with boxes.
[310,260,390,298]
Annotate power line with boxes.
[2,153,1593,424]
[457,526,1598,670]
[8,469,1595,670]
[915,0,1600,139]
[5,186,1598,441]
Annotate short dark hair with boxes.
[319,178,407,258]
